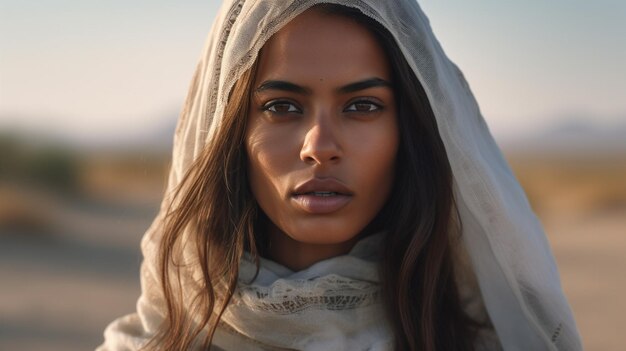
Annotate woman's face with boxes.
[245,9,398,260]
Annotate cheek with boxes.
[360,115,398,163]
[352,117,399,205]
[245,123,294,208]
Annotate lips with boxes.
[292,178,353,196]
[291,178,353,214]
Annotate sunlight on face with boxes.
[245,8,398,269]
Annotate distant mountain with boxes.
[70,112,179,154]
[126,114,178,152]
[501,118,626,155]
[0,110,179,154]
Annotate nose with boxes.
[300,118,342,165]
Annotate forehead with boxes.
[255,8,391,84]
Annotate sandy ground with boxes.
[545,212,626,350]
[0,189,150,351]
[0,155,624,350]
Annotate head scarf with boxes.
[98,1,582,350]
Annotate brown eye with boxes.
[264,101,301,114]
[345,101,381,112]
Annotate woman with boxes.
[98,1,582,350]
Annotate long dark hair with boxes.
[148,4,479,351]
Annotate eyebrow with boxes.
[255,81,311,95]
[254,77,392,95]
[337,78,392,94]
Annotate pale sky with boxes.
[1,1,625,145]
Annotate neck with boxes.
[266,224,359,271]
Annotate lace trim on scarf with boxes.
[233,274,381,314]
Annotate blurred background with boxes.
[1,1,624,350]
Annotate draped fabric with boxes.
[212,233,395,350]
[97,1,582,350]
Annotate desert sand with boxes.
[0,152,624,350]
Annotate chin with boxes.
[282,219,366,245]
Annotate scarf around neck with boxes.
[212,233,394,351]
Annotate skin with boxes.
[245,8,398,271]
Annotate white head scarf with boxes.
[98,1,582,350]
